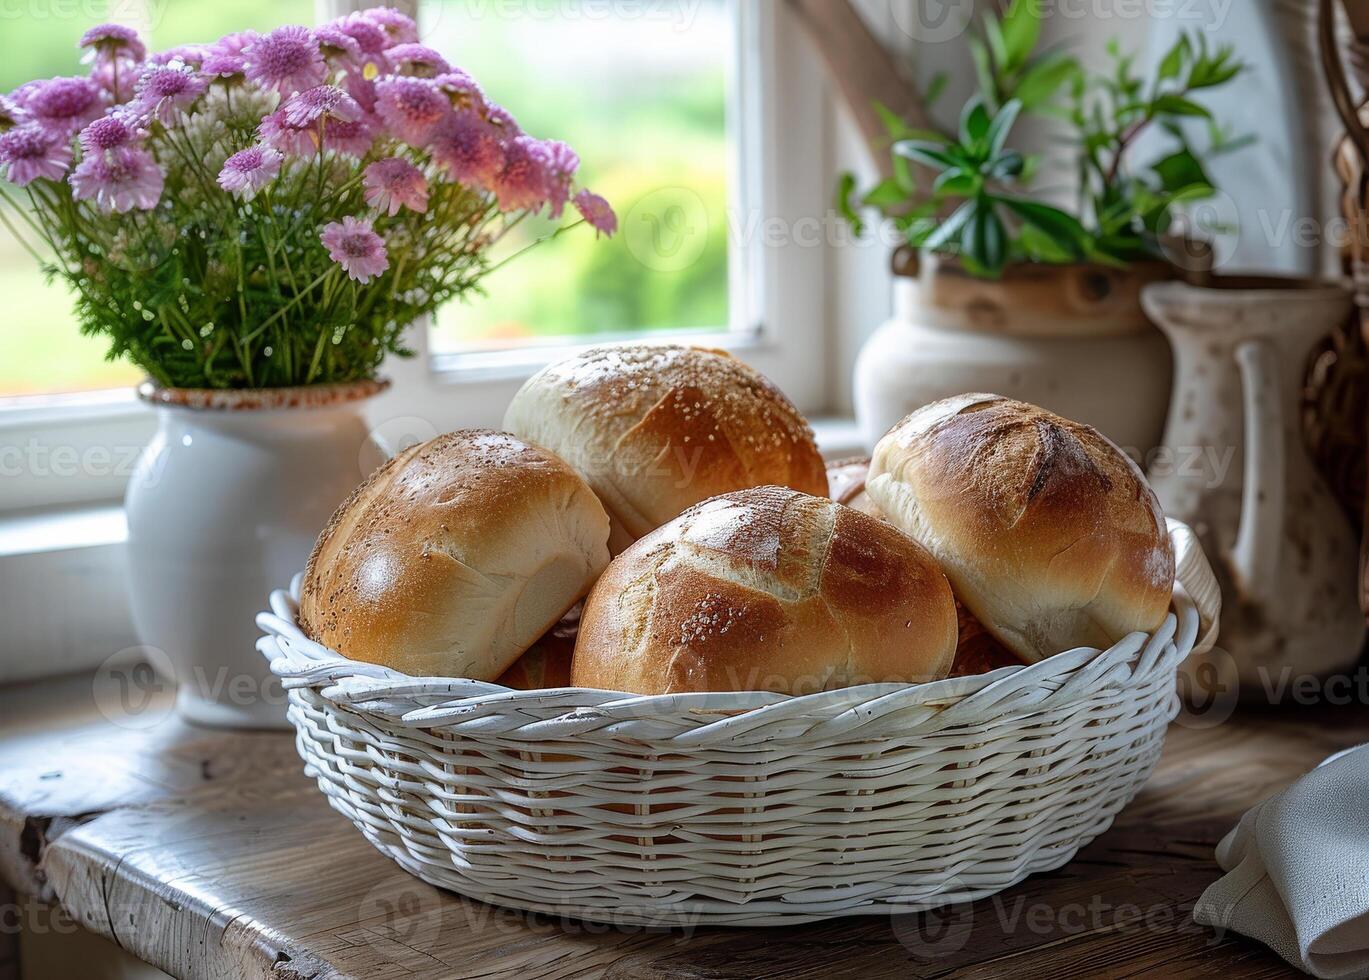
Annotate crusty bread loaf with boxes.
[865,393,1174,663]
[571,486,958,695]
[826,455,885,519]
[503,344,828,554]
[300,430,610,679]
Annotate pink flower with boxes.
[0,126,72,185]
[483,103,521,138]
[321,113,375,157]
[0,97,24,132]
[257,108,317,156]
[539,139,579,218]
[25,77,103,137]
[150,45,209,68]
[374,76,448,146]
[320,216,389,282]
[429,112,503,188]
[434,70,484,113]
[244,25,325,96]
[361,7,419,44]
[333,14,390,73]
[385,44,449,78]
[312,26,362,68]
[573,190,617,237]
[363,157,428,215]
[213,31,258,57]
[493,136,551,211]
[217,145,281,198]
[201,52,247,81]
[79,113,141,153]
[90,59,139,102]
[135,64,206,124]
[69,145,163,212]
[282,85,361,128]
[79,24,146,64]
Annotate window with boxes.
[421,0,736,361]
[0,0,314,402]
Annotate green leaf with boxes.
[1152,94,1211,118]
[925,72,949,105]
[969,37,998,110]
[959,97,992,146]
[835,172,865,237]
[985,99,1022,156]
[988,150,1025,180]
[873,101,912,140]
[892,151,916,193]
[933,171,979,196]
[1017,223,1077,263]
[967,202,1008,274]
[1156,36,1189,81]
[981,11,1009,72]
[862,177,908,208]
[894,139,962,170]
[1000,0,1042,70]
[997,196,1088,254]
[923,199,977,252]
[1150,148,1210,193]
[1014,54,1079,109]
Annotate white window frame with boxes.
[0,0,834,516]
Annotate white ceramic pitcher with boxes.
[1142,280,1365,693]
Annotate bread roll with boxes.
[865,393,1174,663]
[826,455,885,519]
[571,486,957,695]
[495,604,580,689]
[504,344,828,554]
[300,430,610,679]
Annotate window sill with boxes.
[0,418,863,685]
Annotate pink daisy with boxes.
[217,145,282,198]
[434,70,484,113]
[69,145,163,212]
[78,113,140,153]
[361,7,420,44]
[149,45,210,68]
[374,76,449,146]
[244,26,325,96]
[135,64,207,124]
[493,135,553,212]
[79,24,146,64]
[385,44,449,78]
[213,31,258,57]
[363,157,428,215]
[282,85,361,128]
[429,112,504,188]
[25,77,104,138]
[539,139,579,218]
[333,14,390,72]
[201,51,247,81]
[320,216,389,282]
[90,58,139,102]
[573,190,617,237]
[0,97,24,132]
[483,103,521,138]
[0,126,72,185]
[312,26,362,68]
[321,113,375,157]
[257,108,317,156]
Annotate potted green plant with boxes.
[841,0,1246,457]
[0,9,616,727]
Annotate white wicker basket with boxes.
[257,520,1220,927]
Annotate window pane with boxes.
[0,0,312,399]
[422,0,732,354]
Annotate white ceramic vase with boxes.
[1142,280,1365,693]
[124,380,385,729]
[853,253,1174,458]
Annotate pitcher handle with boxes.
[1229,339,1285,608]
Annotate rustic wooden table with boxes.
[1,671,1361,980]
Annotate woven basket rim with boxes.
[257,522,1215,738]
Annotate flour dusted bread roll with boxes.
[571,486,957,695]
[504,344,828,554]
[300,430,610,679]
[865,393,1174,664]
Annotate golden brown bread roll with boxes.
[571,486,958,695]
[503,344,828,554]
[825,455,885,519]
[866,393,1174,664]
[300,430,610,679]
[495,604,580,689]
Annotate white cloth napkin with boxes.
[1194,744,1369,979]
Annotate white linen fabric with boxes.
[1195,744,1369,979]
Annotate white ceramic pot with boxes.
[124,380,385,729]
[853,254,1175,458]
